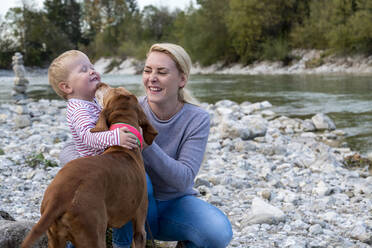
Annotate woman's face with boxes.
[143,51,186,106]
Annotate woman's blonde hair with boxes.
[147,43,198,104]
[48,50,86,99]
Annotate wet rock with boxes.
[312,113,336,130]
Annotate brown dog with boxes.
[22,83,157,248]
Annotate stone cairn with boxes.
[12,52,29,101]
[12,52,31,128]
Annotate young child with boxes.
[48,50,138,158]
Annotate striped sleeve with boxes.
[67,102,121,150]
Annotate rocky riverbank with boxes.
[95,49,372,75]
[0,98,371,247]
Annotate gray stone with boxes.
[0,211,15,221]
[246,197,286,224]
[312,113,336,130]
[194,178,211,188]
[309,224,323,235]
[349,224,372,244]
[14,105,29,115]
[302,119,316,132]
[14,115,31,128]
[0,220,47,248]
[241,115,268,138]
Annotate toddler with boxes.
[48,50,138,159]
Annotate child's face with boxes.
[64,54,101,101]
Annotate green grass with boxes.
[25,152,58,169]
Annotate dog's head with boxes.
[91,82,157,145]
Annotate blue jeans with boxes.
[68,174,232,248]
[113,175,232,248]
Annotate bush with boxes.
[261,38,292,64]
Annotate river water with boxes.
[1,71,371,155]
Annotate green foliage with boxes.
[0,149,4,155]
[142,5,177,41]
[261,38,292,64]
[291,0,372,54]
[227,0,301,64]
[175,0,232,66]
[305,57,324,68]
[44,0,82,48]
[118,40,152,60]
[1,0,372,69]
[26,152,58,169]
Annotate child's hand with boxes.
[119,127,139,149]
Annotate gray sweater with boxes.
[139,97,210,200]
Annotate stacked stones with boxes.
[12,52,29,102]
[12,52,31,128]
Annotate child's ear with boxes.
[58,81,73,95]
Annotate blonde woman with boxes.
[61,43,232,248]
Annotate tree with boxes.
[327,0,372,53]
[227,0,304,63]
[4,3,73,66]
[44,0,82,49]
[142,5,176,41]
[0,17,18,68]
[174,0,233,66]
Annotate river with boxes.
[1,71,371,155]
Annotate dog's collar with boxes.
[109,123,143,149]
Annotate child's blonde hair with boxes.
[48,50,86,99]
[147,43,198,105]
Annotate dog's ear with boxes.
[136,103,157,145]
[91,108,109,132]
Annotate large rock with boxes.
[14,114,31,128]
[349,223,372,244]
[0,220,47,248]
[246,197,286,224]
[219,119,251,140]
[311,113,336,130]
[241,115,268,138]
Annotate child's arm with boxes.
[70,108,138,150]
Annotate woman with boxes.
[62,43,232,248]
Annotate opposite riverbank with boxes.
[94,49,372,75]
[0,98,371,247]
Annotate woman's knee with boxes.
[201,209,233,248]
[166,196,233,248]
